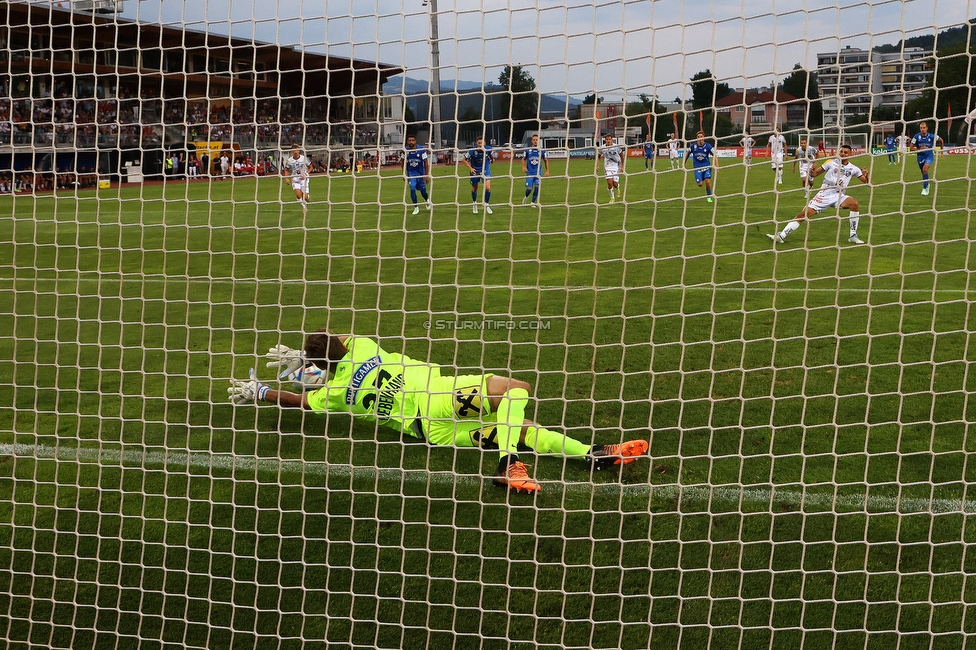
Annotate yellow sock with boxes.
[494,388,528,458]
[524,426,590,457]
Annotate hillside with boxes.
[873,18,975,53]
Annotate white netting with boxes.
[1,0,974,648]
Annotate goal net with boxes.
[1,0,973,648]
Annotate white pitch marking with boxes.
[1,443,971,514]
[0,275,967,296]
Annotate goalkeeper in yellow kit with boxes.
[228,330,648,494]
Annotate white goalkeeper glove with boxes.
[228,368,271,405]
[265,344,304,376]
[265,344,327,391]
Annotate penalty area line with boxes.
[0,442,971,515]
[0,275,969,296]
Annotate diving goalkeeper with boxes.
[228,330,649,494]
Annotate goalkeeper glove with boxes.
[265,344,304,376]
[228,368,271,404]
[265,344,326,391]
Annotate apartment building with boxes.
[817,45,933,125]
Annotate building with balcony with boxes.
[714,89,807,133]
[817,45,933,126]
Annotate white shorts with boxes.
[808,189,847,213]
[292,177,309,193]
[669,151,679,160]
[743,150,752,159]
[604,164,620,182]
[771,152,784,167]
[799,162,813,180]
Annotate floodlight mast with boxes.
[427,0,442,151]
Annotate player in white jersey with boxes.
[896,133,910,160]
[767,143,870,245]
[768,131,787,185]
[282,144,310,214]
[667,133,681,169]
[739,132,755,165]
[599,135,623,202]
[791,136,820,190]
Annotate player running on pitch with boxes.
[599,135,623,203]
[910,121,943,196]
[521,133,550,206]
[403,133,433,214]
[282,144,310,215]
[685,131,717,203]
[767,143,869,245]
[768,130,787,185]
[228,330,650,494]
[462,135,493,214]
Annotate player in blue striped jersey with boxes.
[463,136,493,214]
[521,134,550,206]
[910,122,943,196]
[642,134,655,170]
[684,131,717,203]
[403,133,433,214]
[884,134,897,164]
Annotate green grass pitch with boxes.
[0,153,974,649]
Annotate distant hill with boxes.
[381,76,584,146]
[873,19,975,53]
[383,76,583,111]
[383,77,486,94]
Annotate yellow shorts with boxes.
[418,373,499,448]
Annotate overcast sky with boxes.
[113,0,973,101]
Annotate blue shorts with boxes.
[469,170,491,186]
[525,176,541,189]
[916,154,933,170]
[694,168,712,184]
[408,177,428,192]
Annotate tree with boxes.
[581,94,604,105]
[781,64,822,128]
[660,113,686,142]
[459,106,482,145]
[625,93,663,138]
[498,66,540,144]
[690,70,732,109]
[781,64,818,101]
[900,42,973,142]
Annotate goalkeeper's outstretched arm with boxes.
[227,367,313,408]
[228,332,349,407]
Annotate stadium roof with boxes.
[3,1,403,97]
